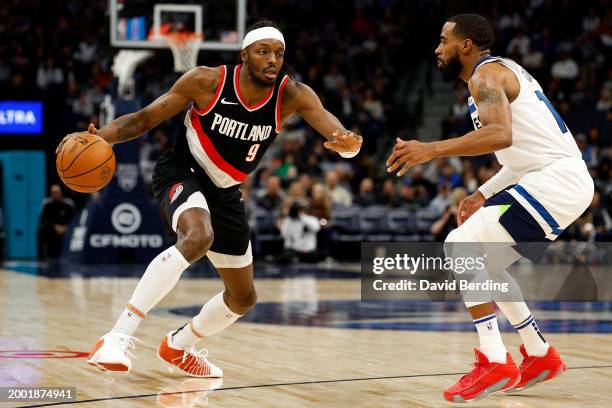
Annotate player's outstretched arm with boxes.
[56,67,221,153]
[386,65,513,176]
[285,81,363,158]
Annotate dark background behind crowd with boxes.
[0,0,609,261]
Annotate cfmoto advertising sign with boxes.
[89,203,163,249]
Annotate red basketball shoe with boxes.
[158,332,223,378]
[444,349,520,403]
[506,344,567,393]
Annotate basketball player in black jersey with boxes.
[57,20,362,376]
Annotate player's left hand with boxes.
[386,138,435,177]
[323,130,363,157]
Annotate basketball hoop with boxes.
[163,32,203,73]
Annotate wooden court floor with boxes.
[1,267,611,407]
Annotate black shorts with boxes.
[152,152,250,257]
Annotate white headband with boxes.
[242,27,285,50]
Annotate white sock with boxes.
[473,313,507,363]
[111,246,190,336]
[170,291,242,349]
[111,304,144,336]
[497,302,549,357]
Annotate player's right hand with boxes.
[456,190,486,226]
[55,123,98,154]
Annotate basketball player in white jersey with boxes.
[57,20,362,377]
[386,14,593,403]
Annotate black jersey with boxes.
[183,64,289,188]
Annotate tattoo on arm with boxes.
[116,115,142,141]
[197,78,217,93]
[476,82,502,106]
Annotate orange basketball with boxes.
[56,134,116,193]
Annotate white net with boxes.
[164,33,203,73]
[112,49,154,99]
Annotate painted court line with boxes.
[20,365,612,407]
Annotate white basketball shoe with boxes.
[87,332,140,372]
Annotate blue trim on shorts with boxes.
[512,185,563,236]
[484,191,547,242]
[484,190,552,260]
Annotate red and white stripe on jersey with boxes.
[185,109,247,188]
[192,66,227,116]
[233,65,275,111]
[275,75,290,133]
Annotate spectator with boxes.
[566,189,611,241]
[522,44,544,72]
[363,88,384,120]
[378,178,400,207]
[398,180,425,210]
[442,89,471,138]
[354,177,376,206]
[340,86,354,117]
[324,170,352,207]
[323,64,346,92]
[140,129,171,185]
[36,58,64,90]
[276,153,299,181]
[278,201,322,263]
[551,52,579,80]
[569,79,591,108]
[583,8,601,33]
[429,183,452,216]
[430,187,468,241]
[282,180,308,214]
[74,35,98,64]
[590,190,612,241]
[297,173,314,196]
[37,185,75,260]
[438,163,462,189]
[506,29,531,57]
[577,134,598,168]
[257,175,285,212]
[309,182,332,221]
[596,88,611,112]
[461,161,479,192]
[409,165,436,200]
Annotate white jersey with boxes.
[467,56,593,241]
[468,56,581,175]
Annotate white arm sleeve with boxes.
[478,166,521,199]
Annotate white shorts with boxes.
[447,157,593,244]
[507,157,593,240]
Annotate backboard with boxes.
[109,0,246,51]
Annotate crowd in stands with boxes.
[1,0,609,261]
